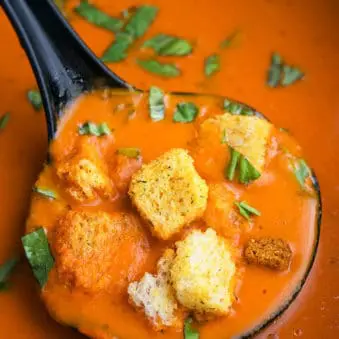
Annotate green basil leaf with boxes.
[22,228,54,287]
[0,112,10,130]
[236,201,261,218]
[143,34,192,56]
[0,257,19,291]
[281,65,304,87]
[234,202,251,220]
[149,86,165,121]
[74,0,123,32]
[117,147,141,158]
[33,187,57,200]
[125,5,158,39]
[267,53,282,88]
[137,59,180,77]
[220,30,240,48]
[204,54,220,77]
[101,32,133,63]
[224,99,254,116]
[226,148,240,180]
[78,122,112,136]
[294,158,311,188]
[173,102,199,123]
[184,318,199,339]
[27,90,42,111]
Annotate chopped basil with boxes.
[74,0,123,32]
[33,187,57,200]
[184,318,199,339]
[173,102,199,123]
[235,201,261,220]
[204,54,220,77]
[117,147,141,158]
[143,34,192,56]
[125,5,158,38]
[22,228,54,287]
[27,90,42,111]
[293,158,311,188]
[78,122,112,136]
[220,30,240,48]
[0,112,10,130]
[281,65,304,87]
[101,32,133,63]
[137,59,180,77]
[267,53,304,88]
[0,257,19,291]
[226,147,260,184]
[223,99,254,116]
[149,86,165,121]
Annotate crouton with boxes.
[201,113,272,173]
[128,249,184,330]
[244,237,292,270]
[129,149,208,240]
[204,183,241,242]
[56,143,114,202]
[170,228,236,316]
[54,210,127,292]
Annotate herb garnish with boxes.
[293,158,311,188]
[226,148,261,184]
[33,187,57,200]
[149,86,165,121]
[235,201,261,220]
[220,30,240,48]
[267,53,304,87]
[204,54,220,77]
[22,228,54,287]
[0,257,19,291]
[137,59,180,77]
[27,90,42,111]
[224,99,254,116]
[78,122,111,136]
[102,32,133,63]
[143,34,192,56]
[74,0,123,32]
[117,147,141,158]
[184,318,199,339]
[173,102,199,123]
[0,112,10,130]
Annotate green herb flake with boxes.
[294,158,311,188]
[78,122,112,136]
[33,187,57,200]
[22,228,54,287]
[173,102,199,123]
[0,112,10,130]
[143,34,192,56]
[184,318,199,339]
[204,54,220,77]
[226,148,241,180]
[0,257,19,291]
[267,53,282,88]
[235,201,261,220]
[223,99,254,116]
[149,86,165,121]
[137,59,180,77]
[220,30,240,48]
[125,5,158,39]
[27,90,42,111]
[101,32,133,63]
[74,0,123,32]
[281,65,304,87]
[117,147,141,158]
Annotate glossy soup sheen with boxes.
[0,0,338,338]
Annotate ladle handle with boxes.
[0,0,128,139]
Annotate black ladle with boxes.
[0,0,321,338]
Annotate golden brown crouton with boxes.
[56,143,114,202]
[129,149,208,240]
[54,210,132,292]
[244,237,292,270]
[170,228,236,316]
[128,249,184,331]
[201,113,272,173]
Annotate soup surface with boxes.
[0,0,338,338]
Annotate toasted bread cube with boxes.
[201,113,272,172]
[170,228,236,316]
[128,249,183,330]
[56,143,114,202]
[129,149,208,240]
[244,237,292,270]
